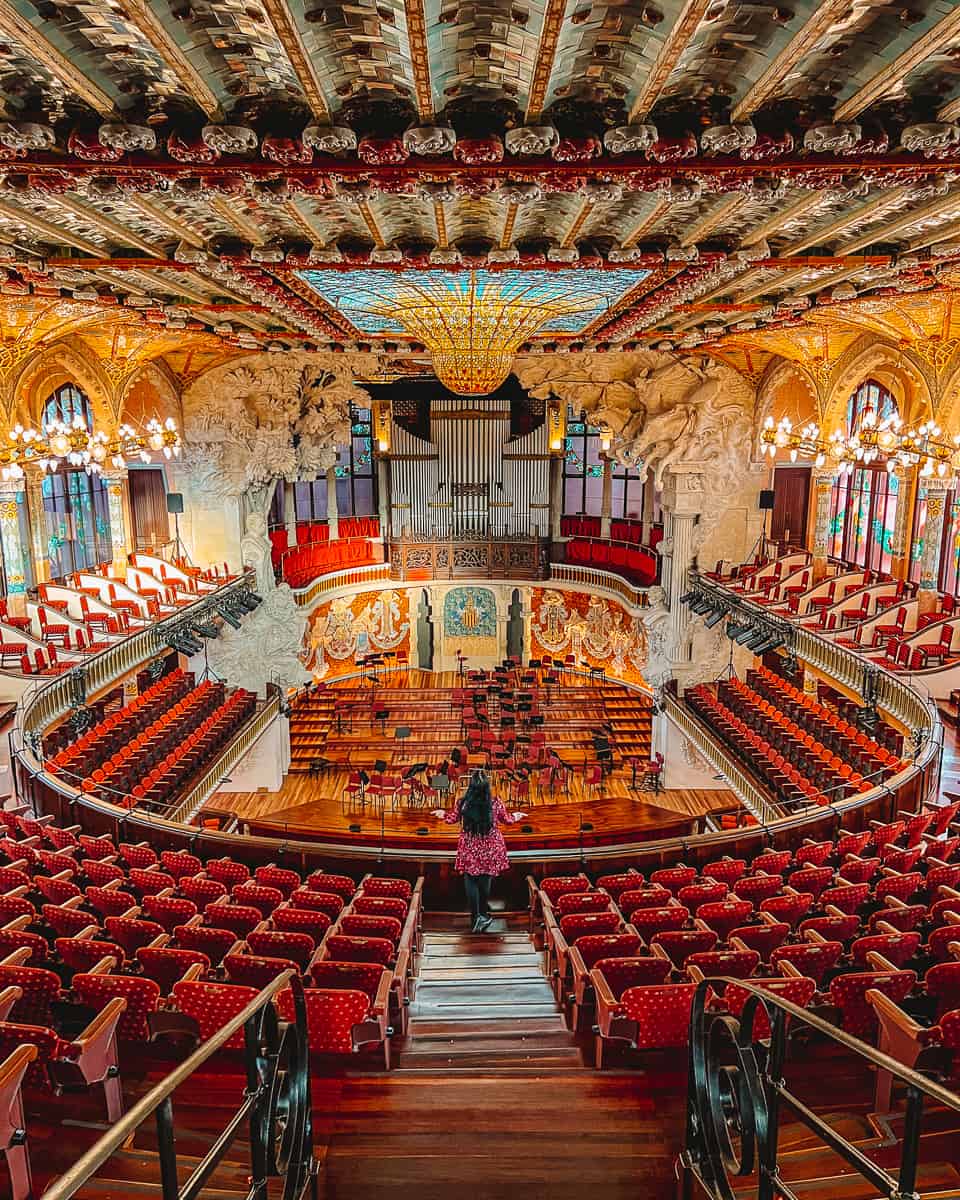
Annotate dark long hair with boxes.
[460,775,493,836]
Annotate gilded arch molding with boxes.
[821,336,933,433]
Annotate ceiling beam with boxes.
[834,6,960,122]
[526,0,569,122]
[123,196,207,249]
[402,0,434,120]
[678,195,746,247]
[0,2,116,116]
[283,199,328,246]
[52,196,167,257]
[433,201,448,249]
[0,200,102,255]
[499,202,518,249]
[115,1,222,119]
[838,191,960,254]
[259,0,330,120]
[779,188,910,255]
[908,214,960,250]
[740,191,833,247]
[357,201,387,249]
[559,199,593,249]
[621,199,669,248]
[628,0,713,123]
[210,197,265,245]
[731,0,853,122]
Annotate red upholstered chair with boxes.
[565,934,645,1029]
[42,903,97,939]
[850,933,921,970]
[248,930,316,971]
[160,851,203,880]
[273,906,333,940]
[553,892,612,918]
[72,970,162,1041]
[338,914,403,946]
[173,923,241,967]
[925,962,960,1019]
[277,977,392,1067]
[630,906,690,940]
[84,887,137,918]
[0,1041,37,1200]
[769,941,843,986]
[289,889,345,919]
[728,922,791,963]
[650,929,718,970]
[788,867,835,899]
[616,983,698,1057]
[142,895,199,932]
[677,882,728,909]
[324,935,394,966]
[722,975,817,1040]
[224,952,300,989]
[752,851,792,876]
[596,873,642,902]
[733,875,784,905]
[760,892,815,928]
[0,929,48,966]
[104,917,164,957]
[686,949,760,980]
[351,896,406,922]
[35,876,82,906]
[128,868,176,897]
[203,904,264,939]
[305,872,356,900]
[361,877,413,901]
[696,900,753,942]
[538,875,590,907]
[702,859,747,886]
[254,866,300,897]
[230,884,284,917]
[82,860,125,887]
[205,859,251,888]
[828,970,916,1041]
[179,877,228,911]
[649,866,698,895]
[137,946,211,991]
[0,959,61,1025]
[56,938,123,975]
[171,980,259,1050]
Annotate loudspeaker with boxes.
[166,492,184,515]
[758,489,775,511]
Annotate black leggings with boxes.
[464,873,492,922]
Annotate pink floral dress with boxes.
[444,796,519,876]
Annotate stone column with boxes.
[669,512,698,648]
[661,463,706,667]
[810,467,836,582]
[918,481,948,615]
[600,455,613,539]
[548,455,563,543]
[25,472,50,584]
[888,465,914,581]
[102,469,132,574]
[283,480,297,545]
[325,466,339,540]
[0,483,29,600]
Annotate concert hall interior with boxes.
[5,3,960,1199]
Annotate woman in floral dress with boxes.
[435,773,526,932]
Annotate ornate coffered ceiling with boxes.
[0,0,960,364]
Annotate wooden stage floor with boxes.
[223,767,739,852]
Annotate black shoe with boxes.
[477,915,494,933]
[471,917,483,933]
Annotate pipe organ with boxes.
[389,395,550,538]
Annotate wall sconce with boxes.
[548,402,565,453]
[372,400,391,455]
[599,427,612,454]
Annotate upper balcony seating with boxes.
[686,672,903,808]
[562,538,658,588]
[281,537,379,589]
[42,670,257,811]
[528,795,960,1068]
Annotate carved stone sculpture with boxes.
[208,583,310,696]
[201,125,258,154]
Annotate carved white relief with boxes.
[181,351,377,500]
[515,351,754,490]
[239,511,275,597]
[207,584,311,696]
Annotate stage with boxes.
[217,669,742,853]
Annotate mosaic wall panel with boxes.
[529,586,651,688]
[304,587,410,679]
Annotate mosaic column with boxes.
[888,465,913,580]
[669,512,697,648]
[641,474,656,545]
[25,473,50,585]
[600,456,613,539]
[918,481,948,616]
[811,468,836,583]
[326,466,339,540]
[102,470,131,574]
[0,483,28,599]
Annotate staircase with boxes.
[395,911,583,1070]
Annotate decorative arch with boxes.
[119,360,183,429]
[755,357,819,432]
[13,338,115,433]
[822,337,932,434]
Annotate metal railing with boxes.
[682,977,960,1200]
[291,563,391,608]
[41,971,314,1200]
[664,693,783,825]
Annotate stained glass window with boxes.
[38,385,111,579]
[830,381,900,572]
[291,404,378,522]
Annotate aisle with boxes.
[395,911,583,1070]
[311,909,689,1200]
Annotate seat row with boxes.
[527,797,960,1071]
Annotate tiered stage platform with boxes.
[223,670,741,855]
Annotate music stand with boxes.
[374,708,389,737]
[430,773,451,806]
[395,725,411,746]
[374,759,388,773]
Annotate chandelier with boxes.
[1,416,181,483]
[760,409,960,480]
[371,272,588,395]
